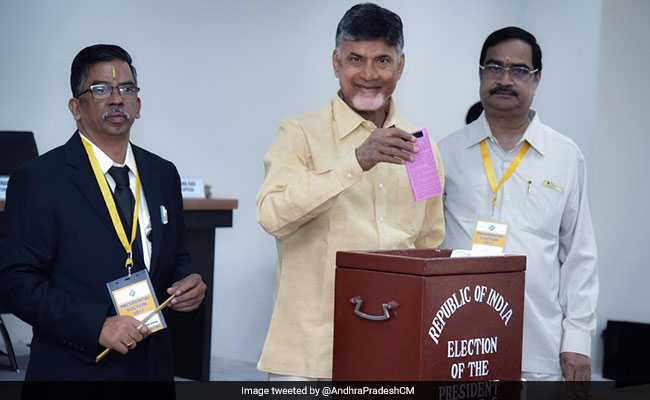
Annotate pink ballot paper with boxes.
[405,129,442,201]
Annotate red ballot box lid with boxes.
[336,248,526,276]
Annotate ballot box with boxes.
[333,249,526,381]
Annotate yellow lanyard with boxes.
[81,138,141,275]
[480,139,530,209]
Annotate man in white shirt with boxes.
[439,27,598,381]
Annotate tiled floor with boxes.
[0,350,266,381]
[210,357,267,381]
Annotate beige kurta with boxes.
[256,95,445,378]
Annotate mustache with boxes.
[490,86,518,97]
[102,107,131,120]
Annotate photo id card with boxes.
[471,220,509,256]
[106,270,167,333]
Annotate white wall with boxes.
[1,0,647,377]
[520,0,602,163]
[590,0,650,375]
[0,0,521,362]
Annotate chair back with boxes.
[0,131,38,175]
[0,131,38,313]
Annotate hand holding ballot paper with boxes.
[354,127,419,171]
[355,127,441,201]
[405,129,442,201]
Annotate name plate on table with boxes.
[181,177,205,199]
[0,176,9,200]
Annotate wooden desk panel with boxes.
[0,199,238,211]
[170,199,237,381]
[0,201,5,238]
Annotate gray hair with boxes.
[335,3,404,56]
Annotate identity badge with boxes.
[470,220,508,256]
[107,270,167,333]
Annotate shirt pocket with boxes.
[444,172,487,224]
[395,175,426,235]
[518,178,565,237]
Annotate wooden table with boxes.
[0,198,237,381]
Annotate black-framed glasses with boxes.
[479,64,539,82]
[76,83,140,99]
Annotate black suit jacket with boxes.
[0,132,191,380]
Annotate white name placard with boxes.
[0,176,9,200]
[181,177,205,199]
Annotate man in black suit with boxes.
[0,44,207,381]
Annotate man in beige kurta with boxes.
[256,3,445,379]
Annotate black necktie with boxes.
[108,166,144,269]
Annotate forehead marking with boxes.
[112,65,117,79]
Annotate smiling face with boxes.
[333,39,404,119]
[479,39,540,117]
[69,60,141,140]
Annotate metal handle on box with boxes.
[350,296,399,321]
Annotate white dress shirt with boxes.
[438,112,598,374]
[80,133,152,270]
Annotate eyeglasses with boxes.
[479,64,539,82]
[77,83,140,99]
